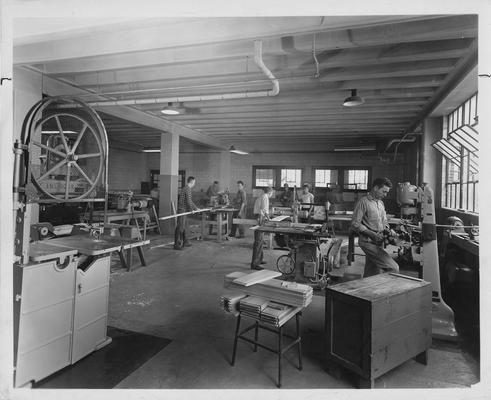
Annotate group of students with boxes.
[173,177,247,249]
[174,175,399,279]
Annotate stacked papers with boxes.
[224,272,313,308]
[220,292,247,316]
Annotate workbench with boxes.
[202,207,237,242]
[90,210,150,239]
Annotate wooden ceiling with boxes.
[14,15,478,152]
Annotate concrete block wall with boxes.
[107,147,148,192]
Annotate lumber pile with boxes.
[224,271,313,308]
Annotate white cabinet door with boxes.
[71,255,111,363]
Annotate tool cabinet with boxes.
[15,242,112,387]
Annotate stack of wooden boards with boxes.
[220,293,302,326]
[222,270,313,308]
[220,292,246,316]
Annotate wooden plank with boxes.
[232,270,282,287]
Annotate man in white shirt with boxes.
[351,177,399,277]
[250,186,273,269]
[299,183,314,223]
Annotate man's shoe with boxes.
[251,266,263,270]
[260,261,267,265]
[173,245,183,250]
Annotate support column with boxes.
[420,118,443,205]
[219,151,231,192]
[159,132,179,233]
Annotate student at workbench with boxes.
[298,183,314,223]
[174,176,201,250]
[279,183,293,207]
[250,186,273,270]
[230,180,247,238]
[350,177,399,277]
[206,180,220,235]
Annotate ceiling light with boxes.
[333,146,375,152]
[229,145,248,155]
[343,89,365,107]
[161,102,180,115]
[142,148,161,153]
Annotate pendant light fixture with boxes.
[229,145,248,155]
[343,89,365,107]
[161,102,181,115]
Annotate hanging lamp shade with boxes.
[161,102,181,115]
[343,89,365,107]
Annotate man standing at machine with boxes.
[351,177,399,277]
[230,180,247,238]
[251,186,273,270]
[174,176,200,250]
[298,183,314,223]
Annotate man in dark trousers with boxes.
[174,176,200,250]
[250,186,273,269]
[351,177,399,277]
[230,180,247,238]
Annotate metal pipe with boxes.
[385,135,418,152]
[86,40,279,107]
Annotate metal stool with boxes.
[230,311,303,388]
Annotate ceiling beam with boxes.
[38,70,225,149]
[14,15,476,65]
[406,39,478,132]
[37,37,472,76]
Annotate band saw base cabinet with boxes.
[324,273,432,388]
[15,252,111,387]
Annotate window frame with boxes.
[252,166,305,189]
[312,166,372,191]
[441,92,478,213]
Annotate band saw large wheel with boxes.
[23,96,108,201]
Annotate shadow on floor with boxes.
[33,326,171,389]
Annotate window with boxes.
[344,169,369,190]
[441,93,478,213]
[280,169,302,187]
[254,168,275,187]
[314,169,338,188]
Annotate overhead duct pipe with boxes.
[384,134,418,152]
[86,40,279,107]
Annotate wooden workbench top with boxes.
[29,242,78,262]
[46,235,123,256]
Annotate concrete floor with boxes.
[106,231,480,389]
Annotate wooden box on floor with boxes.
[324,273,432,388]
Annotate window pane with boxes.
[314,169,338,188]
[344,169,368,190]
[255,168,275,187]
[470,94,477,124]
[280,169,302,187]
